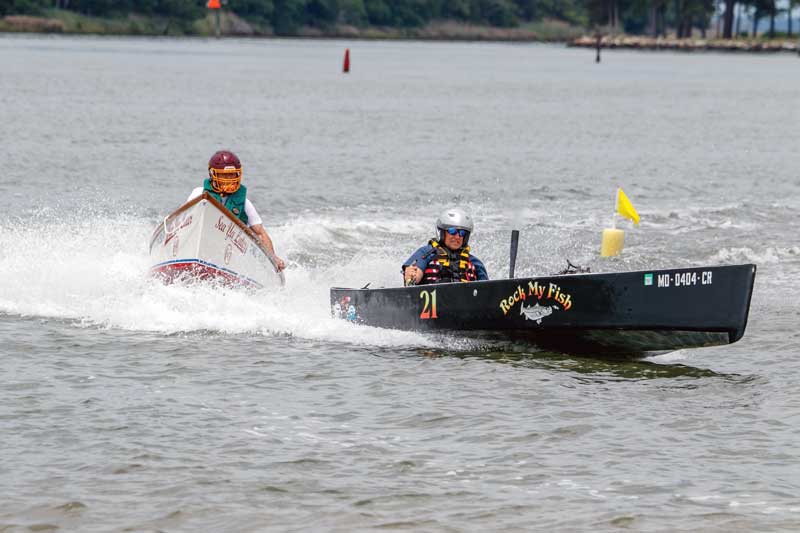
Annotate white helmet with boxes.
[436,207,474,245]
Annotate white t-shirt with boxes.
[187,187,263,227]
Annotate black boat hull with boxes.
[331,264,756,354]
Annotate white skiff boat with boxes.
[149,192,285,289]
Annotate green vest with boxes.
[203,178,249,225]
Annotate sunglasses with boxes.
[446,227,468,237]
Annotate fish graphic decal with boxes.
[520,302,557,324]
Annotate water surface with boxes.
[1,35,799,531]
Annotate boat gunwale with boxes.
[330,263,757,293]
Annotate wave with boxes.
[0,212,435,347]
[707,246,799,265]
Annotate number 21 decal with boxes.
[419,289,438,319]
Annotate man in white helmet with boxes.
[402,207,489,286]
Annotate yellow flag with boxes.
[616,188,640,226]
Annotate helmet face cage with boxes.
[209,166,242,194]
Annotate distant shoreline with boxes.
[0,12,582,43]
[2,12,799,53]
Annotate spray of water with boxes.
[0,212,436,347]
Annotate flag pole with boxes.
[601,186,625,257]
[611,187,619,229]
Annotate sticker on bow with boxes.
[499,281,573,323]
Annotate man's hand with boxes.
[404,265,423,285]
[274,256,286,272]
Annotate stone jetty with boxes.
[571,35,799,53]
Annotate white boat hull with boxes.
[149,193,284,289]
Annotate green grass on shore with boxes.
[0,9,224,36]
[0,9,584,41]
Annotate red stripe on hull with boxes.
[150,262,260,289]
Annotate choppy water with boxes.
[1,34,799,531]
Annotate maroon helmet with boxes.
[208,150,242,194]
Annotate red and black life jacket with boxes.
[421,239,477,284]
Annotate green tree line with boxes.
[1,0,796,38]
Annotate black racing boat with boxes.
[330,264,756,355]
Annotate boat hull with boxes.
[331,264,756,354]
[149,193,284,289]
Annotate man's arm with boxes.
[244,200,284,272]
[471,256,489,280]
[251,223,285,272]
[402,245,433,285]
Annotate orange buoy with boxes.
[343,49,350,73]
[207,0,220,8]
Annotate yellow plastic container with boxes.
[601,228,625,257]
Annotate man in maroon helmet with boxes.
[187,150,285,271]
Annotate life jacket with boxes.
[203,178,249,225]
[420,239,477,284]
